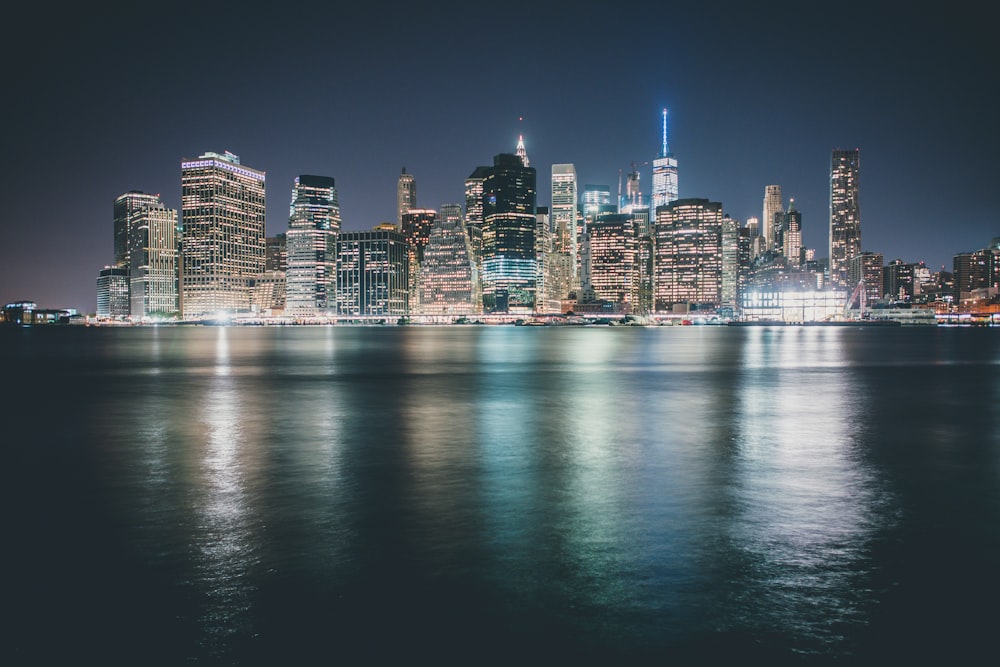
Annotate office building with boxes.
[96,266,130,319]
[847,251,884,307]
[128,198,178,318]
[180,151,266,318]
[418,204,477,315]
[336,226,409,316]
[550,164,579,304]
[763,185,784,254]
[830,149,862,288]
[114,191,162,271]
[286,175,340,314]
[481,151,537,312]
[587,213,636,311]
[783,199,802,267]
[654,198,724,312]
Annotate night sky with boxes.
[2,1,995,313]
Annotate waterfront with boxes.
[4,325,999,665]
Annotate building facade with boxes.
[128,198,178,318]
[654,198,724,312]
[480,152,537,312]
[180,151,266,318]
[336,226,409,316]
[96,267,130,319]
[650,108,679,214]
[285,175,340,315]
[830,148,862,288]
[418,204,477,315]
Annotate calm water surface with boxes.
[4,325,1000,665]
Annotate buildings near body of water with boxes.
[66,111,997,326]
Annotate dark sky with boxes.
[2,1,995,313]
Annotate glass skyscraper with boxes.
[336,226,409,316]
[650,109,679,214]
[180,151,266,318]
[481,152,537,313]
[654,198,724,312]
[418,203,478,315]
[285,175,340,315]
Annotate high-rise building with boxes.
[619,163,643,214]
[883,259,916,303]
[397,167,416,228]
[550,164,579,304]
[721,214,740,316]
[654,198,724,312]
[763,185,784,253]
[266,233,287,272]
[650,108,679,214]
[464,166,490,300]
[418,204,478,315]
[128,197,178,319]
[516,134,530,167]
[96,267,130,319]
[336,225,409,316]
[113,191,162,271]
[180,151,266,318]
[830,149,862,288]
[480,151,537,313]
[587,213,637,311]
[783,199,803,267]
[285,175,340,314]
[401,208,436,311]
[847,251,883,306]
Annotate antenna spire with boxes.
[661,108,669,158]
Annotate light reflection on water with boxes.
[4,325,1000,664]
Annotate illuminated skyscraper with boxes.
[285,175,340,314]
[180,151,266,318]
[336,226,409,316]
[401,208,436,311]
[96,267,130,319]
[654,198,724,312]
[397,167,416,227]
[829,148,861,288]
[481,151,537,313]
[114,191,162,271]
[464,166,490,299]
[848,251,883,306]
[721,214,739,316]
[516,134,530,167]
[128,197,178,318]
[650,108,679,213]
[587,213,637,311]
[763,185,784,253]
[549,164,578,305]
[418,203,478,315]
[783,199,802,267]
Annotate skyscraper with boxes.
[128,197,178,318]
[587,213,637,311]
[481,151,537,313]
[650,108,679,214]
[783,199,802,267]
[114,191,163,271]
[830,148,862,288]
[654,198,724,312]
[397,167,416,228]
[418,204,478,315]
[550,164,579,305]
[180,151,266,318]
[336,226,409,316]
[401,208,436,311]
[285,175,340,314]
[763,185,784,253]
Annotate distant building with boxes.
[884,259,916,302]
[286,175,340,315]
[550,163,579,302]
[266,233,287,272]
[848,251,884,306]
[336,226,409,316]
[763,185,784,254]
[481,150,537,313]
[783,200,802,267]
[96,267,130,318]
[829,149,862,288]
[180,151,266,318]
[650,108,679,215]
[397,167,416,227]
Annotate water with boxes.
[4,325,999,665]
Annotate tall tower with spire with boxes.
[651,109,679,217]
[515,134,530,167]
[397,167,416,228]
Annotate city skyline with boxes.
[2,1,994,313]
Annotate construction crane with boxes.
[844,279,867,319]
